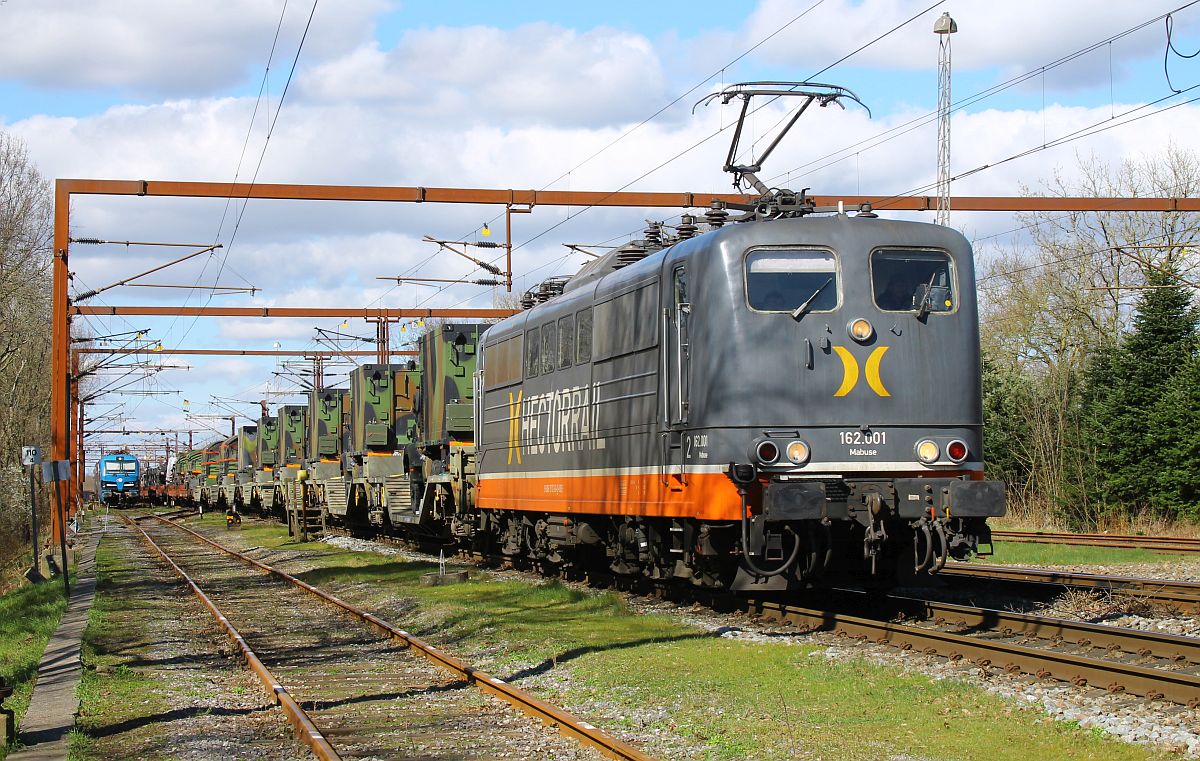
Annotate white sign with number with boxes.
[21,446,41,466]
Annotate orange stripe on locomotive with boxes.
[476,470,744,521]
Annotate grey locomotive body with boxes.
[475,212,1004,588]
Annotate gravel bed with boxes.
[151,524,603,761]
[991,556,1200,583]
[968,556,1200,639]
[86,525,311,761]
[319,533,1200,758]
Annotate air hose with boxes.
[737,489,802,578]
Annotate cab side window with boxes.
[524,329,539,378]
[871,249,954,313]
[745,249,838,312]
[558,315,574,369]
[541,322,556,375]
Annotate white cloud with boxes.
[0,0,386,96]
[299,22,668,127]
[739,0,1196,76]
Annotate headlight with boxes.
[848,318,874,342]
[915,439,940,464]
[786,440,810,465]
[946,439,968,463]
[755,440,779,464]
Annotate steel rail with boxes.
[941,563,1200,612]
[885,594,1200,665]
[993,530,1200,553]
[742,598,1200,706]
[119,515,341,761]
[149,515,657,761]
[330,525,1200,704]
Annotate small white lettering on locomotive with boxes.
[685,433,709,460]
[849,448,878,456]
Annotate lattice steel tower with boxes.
[934,12,957,226]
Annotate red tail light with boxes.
[946,440,968,462]
[756,440,779,464]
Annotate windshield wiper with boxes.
[791,277,833,320]
[915,271,937,318]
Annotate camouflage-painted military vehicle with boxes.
[230,425,258,511]
[305,387,348,529]
[343,362,420,526]
[275,404,307,521]
[249,413,279,513]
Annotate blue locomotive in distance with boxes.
[97,453,140,505]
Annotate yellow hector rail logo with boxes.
[507,390,523,464]
[832,346,891,397]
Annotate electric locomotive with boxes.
[465,82,1004,588]
[96,453,140,505]
[474,211,1004,589]
[301,82,1005,590]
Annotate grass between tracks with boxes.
[0,574,69,761]
[178,512,1168,761]
[977,540,1188,568]
[68,539,171,760]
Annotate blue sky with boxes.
[4,0,1200,451]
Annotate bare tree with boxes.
[0,131,53,575]
[977,147,1200,525]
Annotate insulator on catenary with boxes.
[705,207,728,228]
[643,221,663,248]
[472,279,503,286]
[614,240,649,268]
[73,289,99,301]
[474,241,503,248]
[676,215,698,239]
[72,238,103,245]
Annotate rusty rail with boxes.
[119,515,341,761]
[941,563,1200,612]
[993,530,1200,554]
[886,594,1200,665]
[150,515,657,761]
[742,597,1200,706]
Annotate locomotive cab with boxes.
[673,213,1004,586]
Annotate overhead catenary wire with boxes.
[376,1,834,307]
[763,0,1200,188]
[167,0,320,360]
[154,1,295,353]
[505,1,948,290]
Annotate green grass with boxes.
[566,638,1161,760]
[70,540,172,761]
[978,540,1183,568]
[180,513,1169,760]
[185,511,687,667]
[0,573,69,761]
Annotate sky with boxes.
[4,0,1200,457]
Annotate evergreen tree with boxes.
[980,358,1033,493]
[1082,269,1197,516]
[1152,353,1200,518]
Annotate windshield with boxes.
[746,249,838,312]
[103,461,136,473]
[871,249,954,312]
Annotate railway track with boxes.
[290,520,1200,707]
[737,593,1200,707]
[993,529,1200,554]
[123,514,656,761]
[941,563,1200,612]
